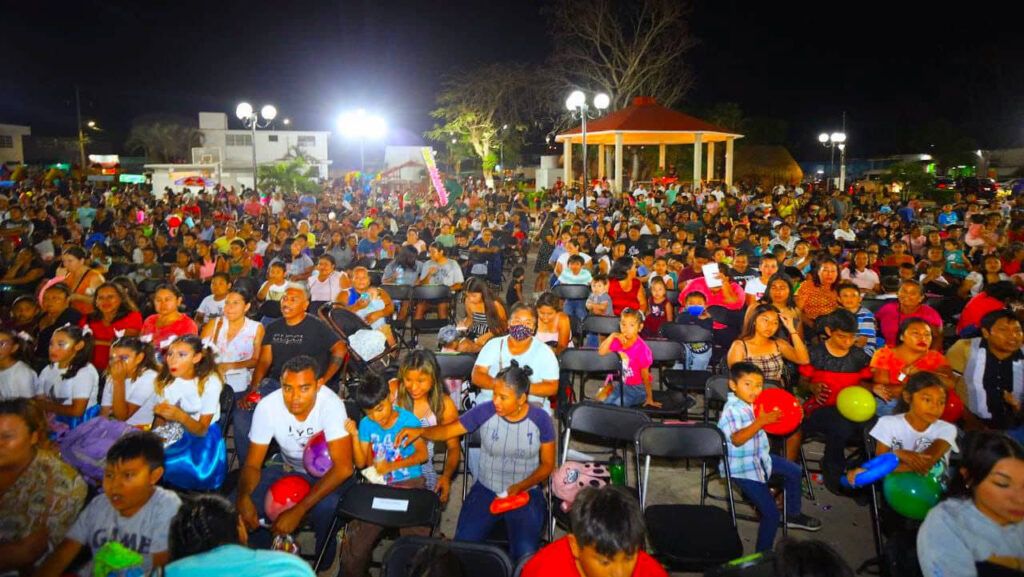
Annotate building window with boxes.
[0,135,12,148]
[297,135,316,147]
[268,135,279,142]
[226,134,252,146]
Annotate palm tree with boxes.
[125,122,203,163]
[258,158,320,195]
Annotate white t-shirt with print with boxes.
[37,363,99,408]
[249,387,350,470]
[101,369,158,426]
[155,374,223,423]
[196,295,227,319]
[870,414,959,468]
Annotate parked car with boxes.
[934,176,956,190]
[957,177,997,199]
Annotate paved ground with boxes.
[312,244,879,576]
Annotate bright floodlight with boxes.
[86,120,97,128]
[566,90,586,110]
[261,105,277,121]
[818,133,829,143]
[594,93,610,110]
[831,132,846,143]
[338,109,386,140]
[365,115,387,139]
[283,118,291,125]
[236,102,254,120]
[838,144,846,151]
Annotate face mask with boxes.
[508,324,534,341]
[686,305,705,317]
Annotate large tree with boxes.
[545,0,696,111]
[125,119,203,163]
[425,63,541,187]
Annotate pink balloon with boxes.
[303,431,333,478]
[263,475,311,522]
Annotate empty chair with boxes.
[410,285,454,340]
[643,339,700,418]
[557,348,621,409]
[383,536,513,577]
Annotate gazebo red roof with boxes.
[555,96,742,145]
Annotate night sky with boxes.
[5,0,1022,165]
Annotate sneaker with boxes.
[786,513,823,532]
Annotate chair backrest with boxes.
[138,279,163,295]
[318,303,371,337]
[336,483,442,529]
[176,279,210,296]
[861,298,886,315]
[552,284,591,301]
[558,348,621,374]
[232,276,259,296]
[565,402,651,443]
[381,284,412,302]
[664,289,681,306]
[436,353,477,381]
[581,315,621,335]
[645,339,684,364]
[635,422,727,460]
[383,536,513,577]
[344,399,360,422]
[660,322,713,343]
[218,383,235,425]
[412,285,452,302]
[705,375,731,404]
[259,299,282,319]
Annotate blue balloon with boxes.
[841,452,899,489]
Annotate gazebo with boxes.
[554,96,744,192]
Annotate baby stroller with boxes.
[317,303,400,394]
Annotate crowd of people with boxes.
[0,173,1022,577]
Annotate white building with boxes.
[146,112,331,194]
[0,123,31,166]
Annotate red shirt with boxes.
[141,313,198,350]
[609,278,642,315]
[521,537,667,577]
[82,311,144,371]
[957,292,1006,334]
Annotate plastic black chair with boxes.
[435,352,477,382]
[410,285,454,340]
[643,339,699,419]
[380,284,414,346]
[558,348,621,406]
[581,315,620,336]
[551,283,591,301]
[861,298,886,315]
[634,423,742,572]
[258,299,281,319]
[660,322,713,344]
[231,276,260,296]
[382,536,513,577]
[106,262,135,278]
[664,288,681,306]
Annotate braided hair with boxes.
[168,494,241,561]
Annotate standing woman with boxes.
[56,246,104,316]
[83,282,143,372]
[607,256,648,316]
[727,303,810,386]
[141,284,199,352]
[200,288,264,402]
[795,258,841,330]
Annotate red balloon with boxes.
[941,389,964,423]
[265,474,311,522]
[754,388,803,436]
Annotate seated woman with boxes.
[0,399,87,576]
[397,362,555,562]
[55,246,104,316]
[607,256,647,316]
[200,288,264,403]
[727,303,810,387]
[83,282,143,373]
[870,318,955,417]
[794,258,840,331]
[164,493,314,577]
[535,292,573,355]
[0,247,46,294]
[33,284,82,370]
[151,335,226,490]
[141,284,199,355]
[743,272,803,340]
[383,246,422,321]
[917,431,1024,577]
[452,278,508,354]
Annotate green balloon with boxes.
[883,472,942,520]
[836,386,877,422]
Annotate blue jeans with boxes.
[232,378,281,466]
[876,397,899,417]
[683,344,712,370]
[455,483,546,562]
[734,455,804,552]
[1008,426,1024,446]
[563,299,587,321]
[604,383,647,407]
[241,464,354,569]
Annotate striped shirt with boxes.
[717,393,772,483]
[459,403,555,494]
[853,306,878,356]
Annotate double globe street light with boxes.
[236,102,278,197]
[818,131,847,192]
[566,90,610,209]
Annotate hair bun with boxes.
[520,365,534,378]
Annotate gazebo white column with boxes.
[658,144,666,170]
[693,132,703,190]
[725,136,735,187]
[563,139,573,185]
[707,141,715,181]
[614,132,624,193]
[598,144,606,179]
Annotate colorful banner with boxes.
[420,146,449,207]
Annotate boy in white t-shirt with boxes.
[236,355,355,568]
[195,273,230,326]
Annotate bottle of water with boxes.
[608,453,626,486]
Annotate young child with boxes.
[36,325,100,429]
[36,432,182,576]
[0,328,37,399]
[506,266,525,308]
[135,247,166,283]
[642,277,673,338]
[521,485,668,577]
[169,249,194,284]
[559,255,592,321]
[718,362,821,553]
[677,291,713,370]
[837,281,878,356]
[943,237,970,280]
[102,336,159,427]
[151,335,226,490]
[585,274,613,317]
[852,371,958,484]
[636,252,655,284]
[649,256,676,289]
[596,308,657,408]
[195,272,230,326]
[964,213,999,257]
[341,375,430,576]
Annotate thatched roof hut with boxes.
[733,145,803,186]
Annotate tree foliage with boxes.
[125,120,203,163]
[885,161,934,196]
[258,157,320,195]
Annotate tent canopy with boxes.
[554,96,744,145]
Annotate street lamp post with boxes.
[338,109,387,173]
[236,102,277,197]
[566,90,610,209]
[817,131,846,191]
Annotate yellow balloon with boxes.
[837,386,876,422]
